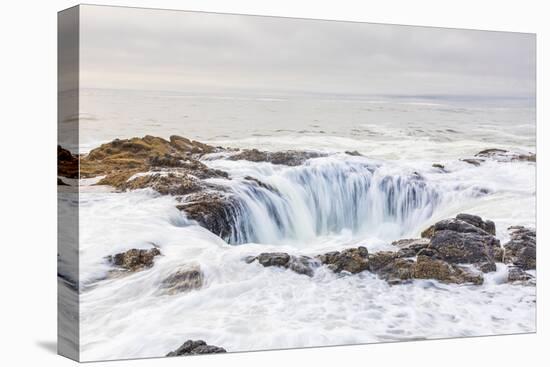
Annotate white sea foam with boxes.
[72,89,536,361]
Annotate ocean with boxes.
[67,88,535,360]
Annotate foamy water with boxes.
[69,89,536,361]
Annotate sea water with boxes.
[70,88,535,360]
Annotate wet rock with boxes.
[317,247,369,274]
[161,265,203,294]
[228,148,326,166]
[367,251,398,272]
[461,158,483,167]
[121,172,203,195]
[373,257,415,285]
[58,145,79,178]
[455,213,496,235]
[244,176,279,193]
[80,135,226,190]
[166,340,226,356]
[419,214,501,272]
[247,252,316,276]
[345,150,362,156]
[503,226,536,270]
[392,238,430,258]
[507,266,535,284]
[412,255,483,285]
[475,148,536,162]
[109,247,161,272]
[432,163,445,171]
[176,193,239,241]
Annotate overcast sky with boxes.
[79,5,535,99]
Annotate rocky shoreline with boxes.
[59,135,536,356]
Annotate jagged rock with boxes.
[166,340,226,356]
[373,257,415,285]
[503,226,536,270]
[418,214,501,272]
[455,213,496,235]
[432,163,445,170]
[507,266,535,284]
[228,148,325,166]
[161,265,203,294]
[80,135,227,191]
[316,247,369,274]
[176,193,238,240]
[246,252,316,276]
[108,247,161,272]
[392,238,430,258]
[475,148,536,162]
[412,255,483,285]
[121,173,203,195]
[58,145,79,178]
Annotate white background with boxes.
[0,0,547,366]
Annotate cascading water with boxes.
[206,157,441,245]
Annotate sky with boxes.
[78,5,536,99]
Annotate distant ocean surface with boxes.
[68,88,536,360]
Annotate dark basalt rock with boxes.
[161,265,203,294]
[176,193,240,241]
[108,247,161,272]
[412,255,483,285]
[507,266,535,284]
[392,238,430,258]
[166,340,226,356]
[456,213,496,235]
[316,247,369,274]
[246,252,316,276]
[475,148,536,162]
[461,158,483,166]
[228,148,326,166]
[503,226,536,270]
[432,163,446,171]
[345,150,362,156]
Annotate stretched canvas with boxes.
[58,4,536,362]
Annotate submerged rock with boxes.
[246,252,316,276]
[160,265,203,294]
[507,266,535,284]
[503,226,536,270]
[108,247,161,272]
[475,148,536,162]
[228,148,326,166]
[166,340,226,356]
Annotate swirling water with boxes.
[70,89,536,361]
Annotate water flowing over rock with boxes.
[245,252,317,276]
[166,340,226,356]
[475,148,536,162]
[504,226,536,270]
[227,148,326,166]
[160,265,203,294]
[507,266,535,284]
[108,247,161,272]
